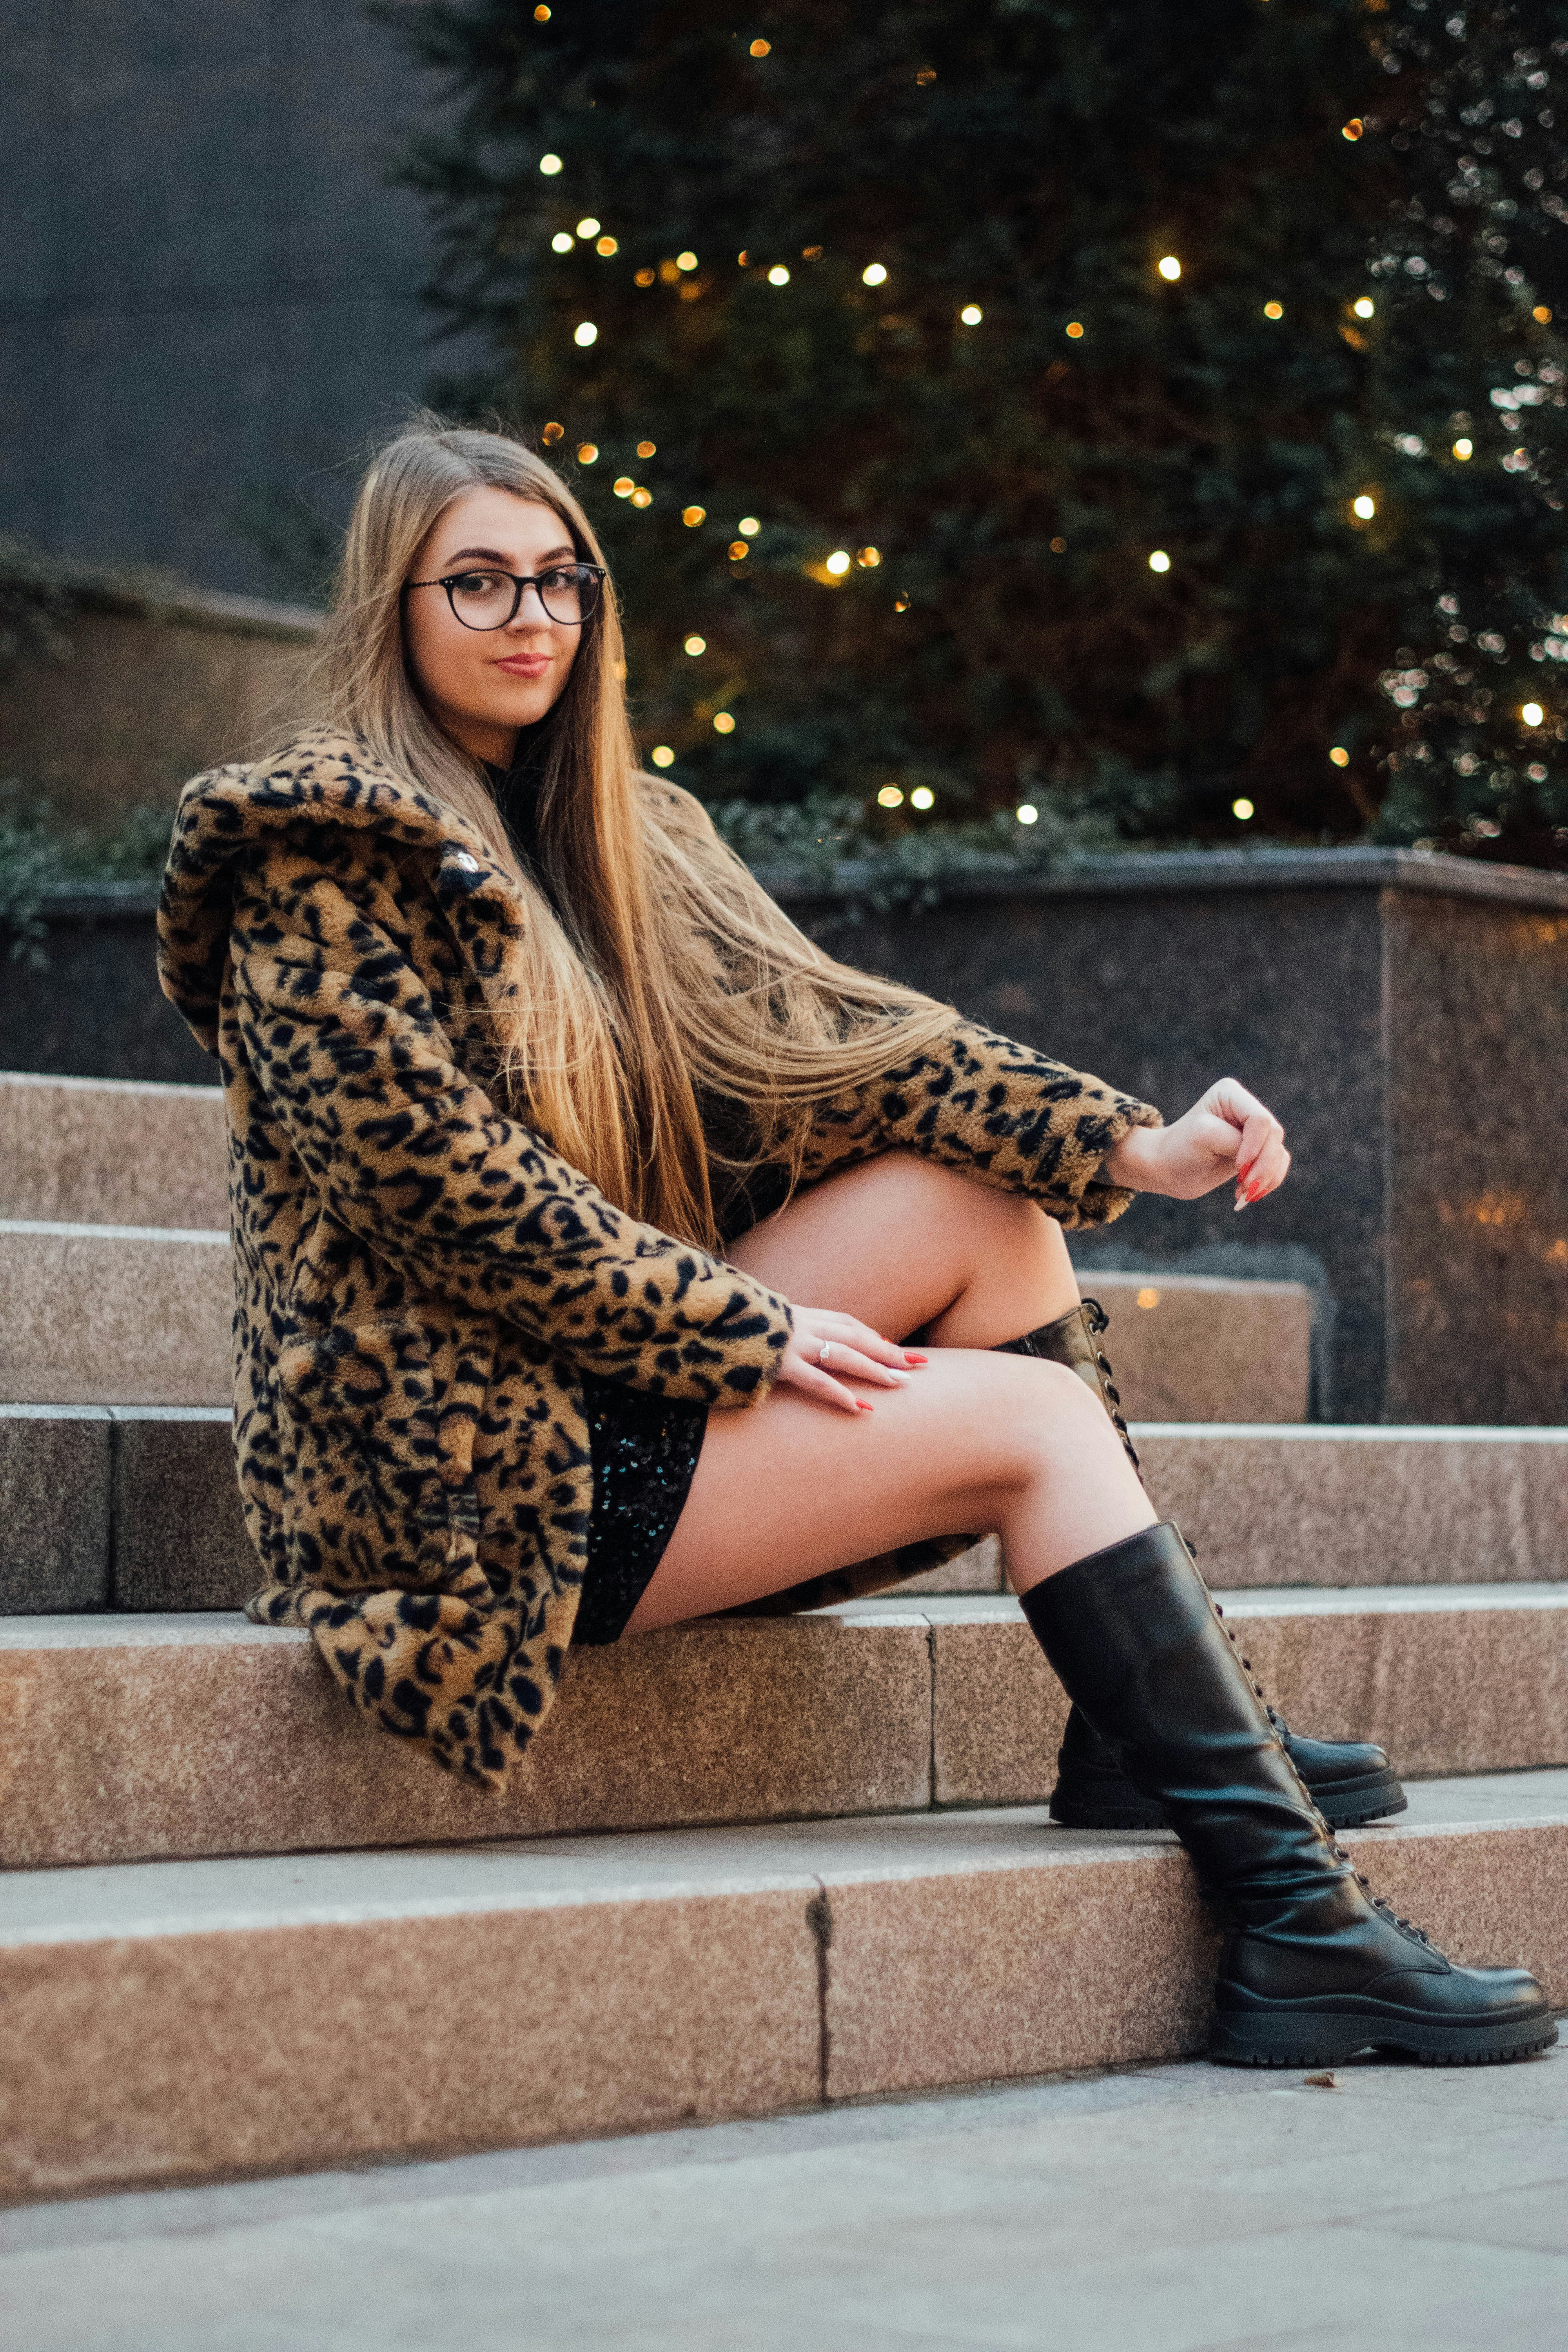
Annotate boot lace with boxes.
[1077,1299,1141,1471]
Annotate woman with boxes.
[158,423,1552,2069]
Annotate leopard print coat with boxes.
[157,727,1160,1790]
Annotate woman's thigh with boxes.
[724,1149,1076,1348]
[626,1352,1152,1631]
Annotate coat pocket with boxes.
[274,1310,497,1603]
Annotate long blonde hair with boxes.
[309,419,959,1252]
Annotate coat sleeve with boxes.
[798,1015,1163,1230]
[229,865,794,1407]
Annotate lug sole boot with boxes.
[1020,1521,1555,2069]
[1000,1303,1407,1834]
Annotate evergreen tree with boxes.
[1355,3,1568,863]
[390,0,1568,866]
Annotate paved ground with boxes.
[2,2041,1563,2352]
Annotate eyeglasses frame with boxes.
[403,561,607,631]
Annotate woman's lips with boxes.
[492,653,552,677]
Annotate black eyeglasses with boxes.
[405,562,606,630]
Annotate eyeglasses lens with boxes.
[447,567,599,629]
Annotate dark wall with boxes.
[0,900,213,1085]
[1384,891,1568,1425]
[0,0,462,595]
[805,884,1390,1423]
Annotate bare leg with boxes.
[724,1147,1083,1350]
[626,1154,1151,1633]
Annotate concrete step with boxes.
[5,1584,1566,1869]
[4,1770,1564,2200]
[4,1407,1562,1617]
[0,1071,226,1230]
[0,1223,1311,1418]
[0,1221,230,1407]
[1136,1423,1568,1589]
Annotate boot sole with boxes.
[1208,2009,1559,2069]
[1050,1771,1408,1834]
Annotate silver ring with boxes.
[819,1339,832,1367]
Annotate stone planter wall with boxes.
[4,848,1564,1425]
[0,587,319,839]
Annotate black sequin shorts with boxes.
[570,1372,710,1645]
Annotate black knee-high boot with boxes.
[1021,1522,1555,2066]
[998,1305,1406,1832]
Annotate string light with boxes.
[1157,256,1181,281]
[637,439,657,457]
[802,245,822,260]
[676,250,698,271]
[541,422,564,444]
[857,547,881,567]
[576,442,598,463]
[1523,701,1545,726]
[1263,301,1284,319]
[577,218,601,238]
[613,476,635,497]
[1329,746,1350,768]
[1353,297,1375,319]
[1232,798,1255,820]
[597,236,618,256]
[1016,804,1039,824]
[729,540,750,559]
[739,517,760,535]
[534,4,550,18]
[768,264,791,285]
[574,321,598,346]
[959,304,983,325]
[750,37,771,55]
[552,232,574,252]
[1343,118,1364,141]
[1352,494,1376,520]
[1050,536,1067,553]
[1535,305,1554,323]
[684,635,706,655]
[682,505,706,526]
[863,263,888,286]
[635,267,655,287]
[1454,437,1473,459]
[540,154,563,175]
[878,785,904,807]
[894,593,909,612]
[631,487,653,507]
[1065,321,1085,339]
[825,550,852,575]
[910,786,935,809]
[713,711,736,733]
[1149,550,1171,572]
[650,746,675,768]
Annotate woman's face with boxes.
[403,485,586,767]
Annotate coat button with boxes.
[454,851,479,873]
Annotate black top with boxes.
[483,719,558,913]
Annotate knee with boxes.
[987,1353,1114,1483]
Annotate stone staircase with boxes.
[2,1070,1564,2204]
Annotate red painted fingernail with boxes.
[905,1351,929,1365]
[858,1400,875,1412]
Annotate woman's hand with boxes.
[1100,1079,1290,1210]
[775,1307,927,1414]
